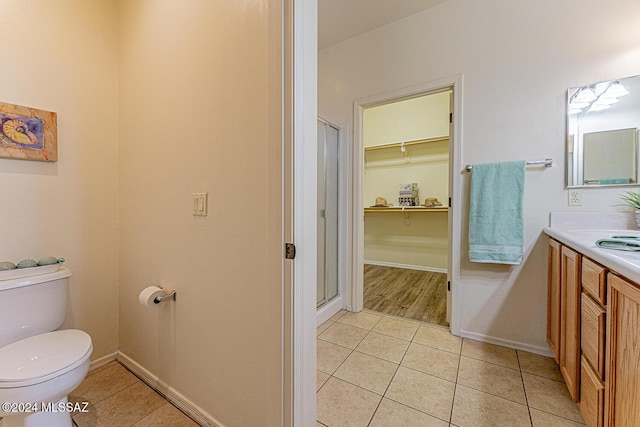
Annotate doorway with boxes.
[360,90,451,326]
[351,78,462,336]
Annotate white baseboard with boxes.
[364,260,447,274]
[117,352,222,427]
[458,329,553,358]
[89,352,118,372]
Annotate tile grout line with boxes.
[380,395,453,425]
[317,312,460,425]
[364,320,417,426]
[516,350,534,427]
[74,371,150,427]
[317,315,376,424]
[370,318,459,425]
[448,337,464,425]
[75,366,141,409]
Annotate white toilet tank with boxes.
[0,268,72,348]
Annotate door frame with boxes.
[351,77,463,336]
[290,0,318,425]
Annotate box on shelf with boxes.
[399,183,419,206]
[399,183,418,192]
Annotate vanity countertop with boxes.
[543,212,640,284]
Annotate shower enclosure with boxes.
[317,119,339,307]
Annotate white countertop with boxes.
[543,212,640,284]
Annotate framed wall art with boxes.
[0,102,57,162]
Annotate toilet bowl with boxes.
[0,330,92,427]
[0,269,93,427]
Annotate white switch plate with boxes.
[193,192,208,216]
[568,190,582,206]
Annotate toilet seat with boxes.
[0,329,92,388]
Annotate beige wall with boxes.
[117,2,282,426]
[0,1,119,360]
[1,1,283,425]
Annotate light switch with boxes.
[193,192,208,216]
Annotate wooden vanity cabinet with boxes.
[559,245,582,402]
[547,239,606,425]
[605,273,640,427]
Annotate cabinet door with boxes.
[605,273,640,427]
[547,239,562,362]
[579,355,605,427]
[560,245,581,402]
[582,292,606,379]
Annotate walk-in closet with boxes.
[363,90,451,326]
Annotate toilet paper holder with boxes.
[154,287,176,304]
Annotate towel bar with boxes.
[464,158,552,172]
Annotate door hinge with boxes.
[449,112,453,124]
[285,243,296,260]
[447,281,451,291]
[449,197,452,208]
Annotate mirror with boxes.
[567,74,640,187]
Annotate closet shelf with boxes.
[364,207,448,213]
[364,136,448,152]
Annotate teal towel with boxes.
[596,237,640,251]
[469,161,525,265]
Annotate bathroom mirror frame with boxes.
[566,74,640,188]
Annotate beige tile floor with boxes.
[317,310,585,427]
[68,361,200,427]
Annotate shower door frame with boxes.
[316,118,340,309]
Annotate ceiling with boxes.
[318,0,448,50]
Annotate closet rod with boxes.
[365,136,449,151]
[464,158,553,172]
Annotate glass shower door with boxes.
[317,119,339,307]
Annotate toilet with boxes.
[0,268,93,427]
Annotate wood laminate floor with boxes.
[363,264,448,326]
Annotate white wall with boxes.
[117,1,283,426]
[0,1,119,360]
[319,0,640,353]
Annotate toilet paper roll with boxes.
[139,286,167,308]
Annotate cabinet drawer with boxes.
[579,356,604,427]
[581,292,606,379]
[582,257,607,305]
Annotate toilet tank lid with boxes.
[0,267,71,292]
[0,329,92,386]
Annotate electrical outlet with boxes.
[568,190,582,206]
